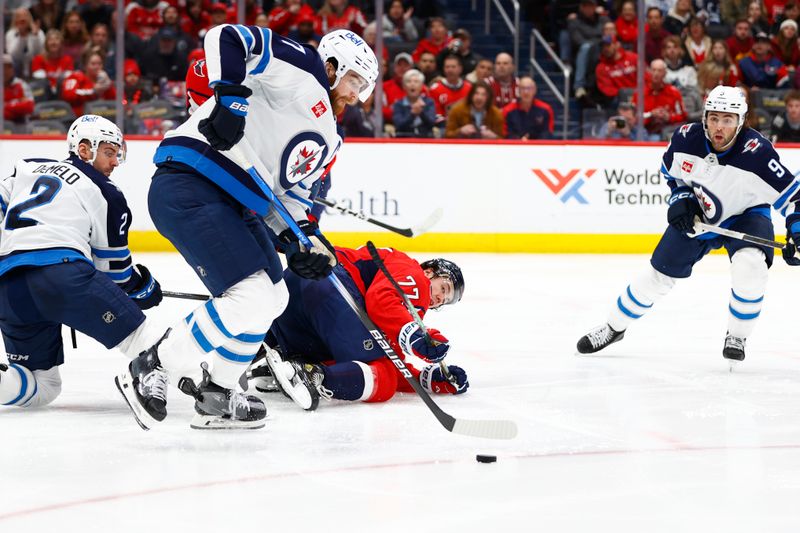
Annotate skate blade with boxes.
[253,376,280,393]
[264,351,318,411]
[115,373,157,431]
[190,413,266,430]
[728,359,741,372]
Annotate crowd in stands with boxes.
[7,0,800,143]
[2,0,558,140]
[549,0,800,142]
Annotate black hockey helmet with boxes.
[420,258,464,306]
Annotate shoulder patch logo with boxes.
[681,160,694,174]
[311,100,328,118]
[743,138,761,154]
[679,124,692,137]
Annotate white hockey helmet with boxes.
[703,85,748,145]
[317,29,379,102]
[67,115,126,164]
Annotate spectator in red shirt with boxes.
[288,11,323,47]
[645,6,672,62]
[412,17,451,62]
[31,29,74,92]
[123,59,153,110]
[382,52,415,122]
[502,76,554,140]
[487,52,519,108]
[616,0,638,50]
[429,53,471,124]
[727,19,755,61]
[181,0,211,43]
[60,10,89,68]
[61,49,115,116]
[268,0,318,36]
[3,54,35,124]
[125,0,168,41]
[315,0,368,36]
[634,58,688,137]
[226,0,264,26]
[595,36,638,102]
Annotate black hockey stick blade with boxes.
[163,290,210,301]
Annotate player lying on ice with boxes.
[247,245,469,410]
[576,85,800,366]
[115,26,379,430]
[0,116,164,408]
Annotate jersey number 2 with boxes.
[5,176,62,230]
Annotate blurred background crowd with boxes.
[2,0,800,143]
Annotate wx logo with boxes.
[532,168,596,204]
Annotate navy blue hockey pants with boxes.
[0,261,145,371]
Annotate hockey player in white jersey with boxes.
[0,115,165,408]
[115,26,378,429]
[576,86,800,364]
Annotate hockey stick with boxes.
[694,221,786,249]
[162,290,210,301]
[365,241,458,387]
[314,197,443,238]
[229,140,517,440]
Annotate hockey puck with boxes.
[476,454,497,463]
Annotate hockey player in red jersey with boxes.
[251,245,468,409]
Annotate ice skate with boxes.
[723,334,746,372]
[247,346,279,393]
[576,324,625,354]
[115,330,170,430]
[180,363,267,430]
[263,345,322,411]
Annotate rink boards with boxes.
[2,137,798,253]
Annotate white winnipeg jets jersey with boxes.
[661,123,800,228]
[153,24,341,233]
[0,156,134,284]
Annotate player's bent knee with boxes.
[731,248,767,294]
[1,366,62,408]
[647,266,677,294]
[218,272,288,331]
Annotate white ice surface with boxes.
[3,252,800,532]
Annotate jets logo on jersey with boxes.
[311,100,327,118]
[279,131,329,189]
[681,160,694,174]
[692,184,724,224]
[679,124,692,137]
[743,138,761,154]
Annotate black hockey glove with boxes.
[783,216,800,266]
[667,186,702,234]
[127,264,163,310]
[198,83,252,151]
[279,220,337,280]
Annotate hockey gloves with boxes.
[783,216,800,265]
[399,321,450,363]
[279,220,337,280]
[198,83,252,151]
[420,364,469,395]
[127,264,163,310]
[667,186,702,234]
